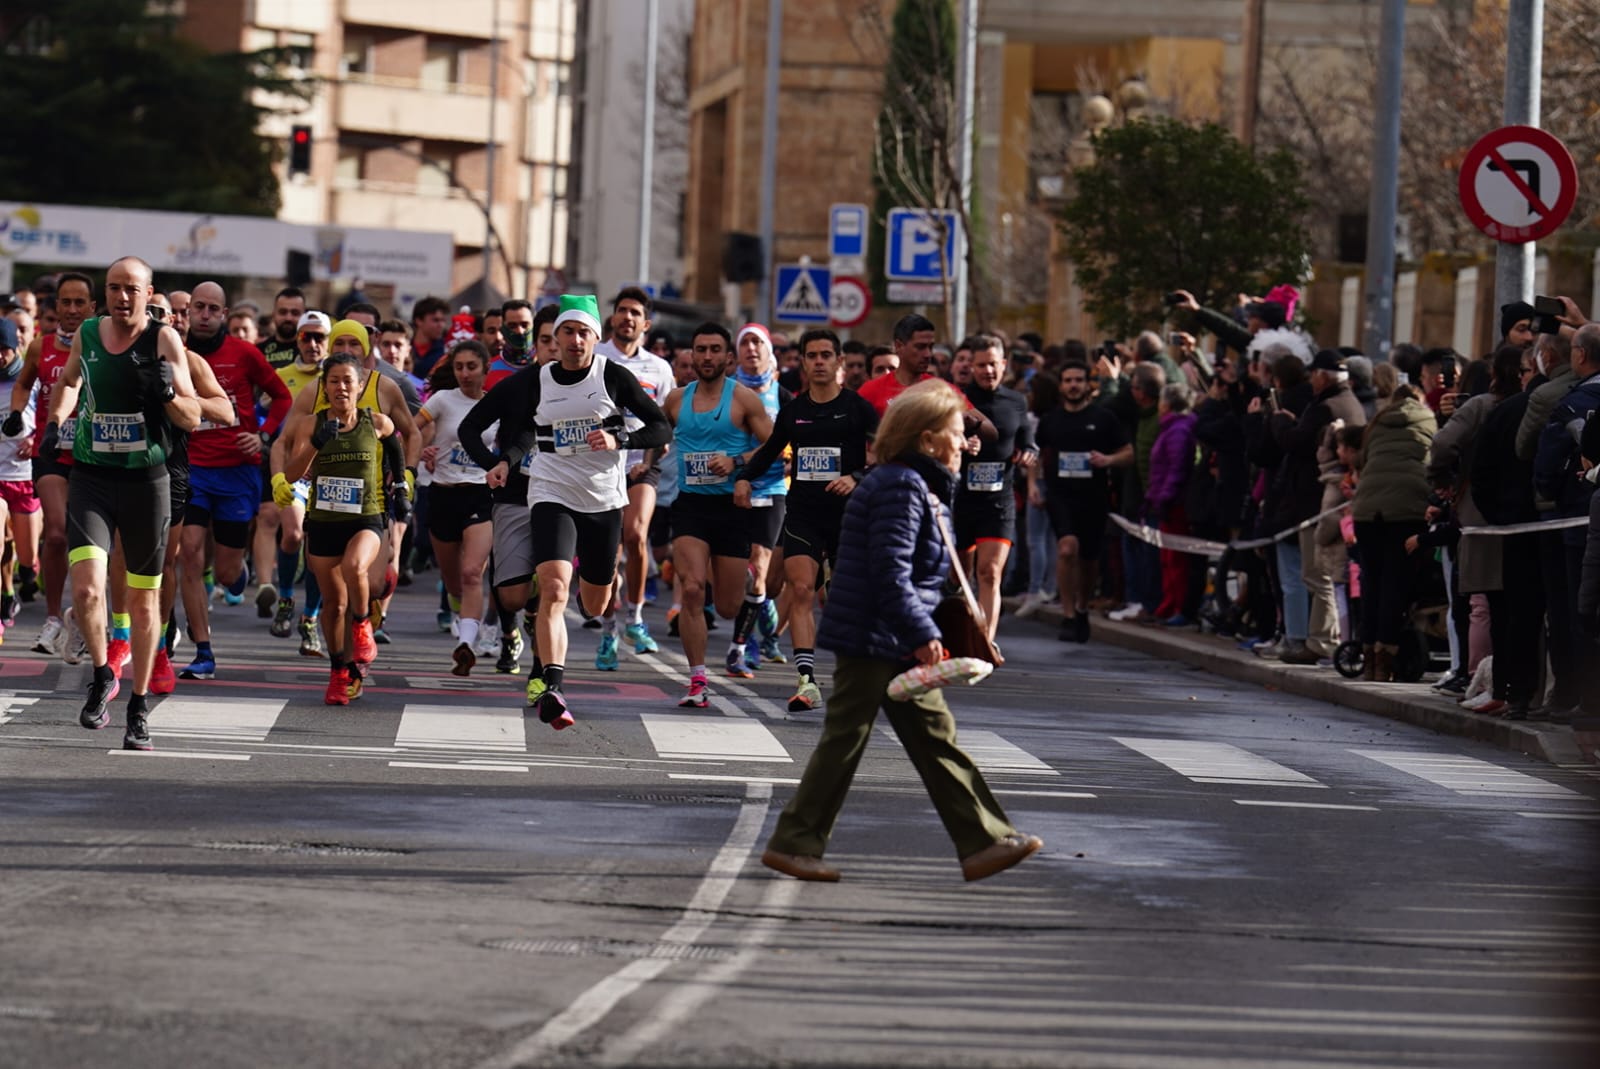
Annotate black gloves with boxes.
[1,410,23,438]
[40,421,59,456]
[310,416,341,450]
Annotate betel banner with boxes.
[0,201,453,291]
[1457,125,1579,244]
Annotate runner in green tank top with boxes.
[282,352,401,706]
[46,255,203,751]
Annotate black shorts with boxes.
[66,463,170,587]
[780,507,842,566]
[626,459,662,491]
[672,493,751,560]
[649,500,673,550]
[1045,489,1109,562]
[31,453,71,483]
[305,517,385,559]
[954,489,1016,549]
[746,495,786,550]
[530,501,622,587]
[427,483,494,543]
[169,466,190,530]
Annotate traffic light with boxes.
[289,125,312,176]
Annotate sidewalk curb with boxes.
[1021,603,1593,768]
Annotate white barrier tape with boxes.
[1459,516,1587,536]
[1112,503,1352,559]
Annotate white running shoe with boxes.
[474,627,500,656]
[1013,593,1044,619]
[60,608,87,666]
[33,617,64,656]
[1107,602,1145,623]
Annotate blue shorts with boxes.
[186,464,262,526]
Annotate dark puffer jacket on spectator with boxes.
[1353,395,1437,523]
[1268,378,1366,533]
[818,454,953,663]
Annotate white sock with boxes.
[603,613,618,636]
[459,617,479,648]
[628,601,644,625]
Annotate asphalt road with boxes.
[2,574,1598,1069]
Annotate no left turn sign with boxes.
[1458,125,1579,243]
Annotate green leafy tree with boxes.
[0,0,312,216]
[1059,117,1311,338]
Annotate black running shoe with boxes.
[80,674,117,730]
[537,689,574,729]
[123,710,152,751]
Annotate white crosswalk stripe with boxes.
[1113,737,1325,788]
[394,704,525,753]
[958,729,1059,777]
[150,697,287,743]
[1351,749,1583,799]
[641,714,791,762]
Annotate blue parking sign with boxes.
[829,203,868,261]
[885,208,959,282]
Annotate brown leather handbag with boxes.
[931,497,1004,666]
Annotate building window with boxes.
[341,35,373,77]
[421,40,466,89]
[334,145,363,186]
[282,31,314,72]
[418,152,453,196]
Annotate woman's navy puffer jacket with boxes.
[818,453,954,664]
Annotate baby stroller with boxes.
[1332,549,1451,681]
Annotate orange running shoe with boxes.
[352,618,378,665]
[149,647,177,695]
[106,637,132,677]
[324,667,350,706]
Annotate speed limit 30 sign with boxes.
[829,276,871,328]
[1458,125,1579,243]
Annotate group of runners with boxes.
[9,262,1074,747]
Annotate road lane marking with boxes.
[1234,800,1379,811]
[0,693,40,725]
[477,782,774,1069]
[149,697,286,742]
[396,704,525,753]
[1114,737,1324,788]
[108,749,251,761]
[993,789,1098,798]
[1517,811,1600,821]
[642,714,790,762]
[958,729,1060,777]
[1351,749,1583,798]
[668,773,800,785]
[389,761,530,773]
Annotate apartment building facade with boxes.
[181,0,577,303]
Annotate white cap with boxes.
[297,311,332,335]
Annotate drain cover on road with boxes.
[623,793,744,805]
[481,936,732,962]
[195,841,413,857]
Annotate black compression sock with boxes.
[542,664,564,691]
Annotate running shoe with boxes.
[625,621,659,654]
[123,709,152,752]
[678,676,710,708]
[80,674,117,729]
[436,609,454,634]
[495,631,522,674]
[474,626,500,657]
[270,597,295,638]
[33,617,63,656]
[59,607,86,666]
[666,607,680,637]
[644,575,658,604]
[757,598,779,639]
[522,610,537,638]
[3,594,18,626]
[725,647,753,679]
[345,663,365,702]
[525,673,547,705]
[373,627,392,645]
[451,642,476,677]
[150,647,177,695]
[298,618,324,658]
[744,636,761,671]
[324,667,350,706]
[106,637,132,678]
[179,652,216,680]
[788,676,822,713]
[255,584,278,618]
[537,688,574,729]
[221,590,244,607]
[352,618,378,666]
[760,635,786,664]
[595,633,619,671]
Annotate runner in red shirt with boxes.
[856,314,997,445]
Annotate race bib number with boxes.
[552,418,599,455]
[1057,452,1092,479]
[795,446,841,482]
[520,450,536,476]
[683,452,723,487]
[966,461,1006,493]
[91,413,146,454]
[58,417,77,445]
[444,445,478,471]
[315,475,364,514]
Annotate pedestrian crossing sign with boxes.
[773,264,831,324]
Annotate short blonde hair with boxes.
[874,379,965,464]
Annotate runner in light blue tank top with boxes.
[674,378,754,496]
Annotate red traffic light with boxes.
[293,129,310,144]
[288,125,313,175]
